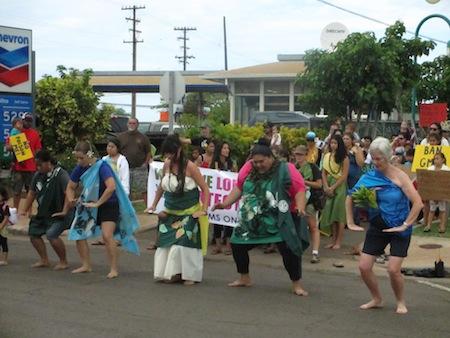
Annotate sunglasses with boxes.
[430,127,438,131]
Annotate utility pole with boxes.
[223,16,228,70]
[122,5,145,118]
[174,27,196,71]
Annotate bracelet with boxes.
[402,222,410,228]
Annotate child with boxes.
[0,186,10,265]
[424,152,450,233]
[10,117,23,136]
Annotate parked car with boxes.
[145,122,183,152]
[248,111,311,128]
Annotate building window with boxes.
[264,96,289,111]
[264,81,289,95]
[235,81,260,94]
[235,96,259,124]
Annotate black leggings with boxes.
[213,224,233,240]
[0,235,8,253]
[231,241,302,281]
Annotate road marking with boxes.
[416,280,450,293]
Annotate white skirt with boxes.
[154,245,203,282]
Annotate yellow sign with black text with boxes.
[411,145,450,172]
[10,133,33,162]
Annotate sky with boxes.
[1,0,449,121]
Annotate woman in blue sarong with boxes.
[55,141,140,279]
[346,137,423,314]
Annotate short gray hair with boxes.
[369,137,392,160]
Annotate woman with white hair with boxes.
[345,137,423,314]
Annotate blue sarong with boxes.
[68,160,140,255]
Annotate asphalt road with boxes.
[0,236,448,338]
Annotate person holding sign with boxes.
[149,134,210,285]
[423,152,449,234]
[5,113,42,213]
[213,139,309,296]
[345,137,423,314]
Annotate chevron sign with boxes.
[0,26,32,94]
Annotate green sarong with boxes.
[319,175,347,235]
[231,161,309,256]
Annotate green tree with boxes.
[417,55,450,106]
[182,92,230,124]
[35,66,111,154]
[297,21,435,133]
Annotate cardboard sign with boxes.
[416,169,450,201]
[419,103,448,127]
[411,145,450,172]
[9,132,33,162]
[147,162,240,227]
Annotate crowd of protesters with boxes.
[1,114,449,314]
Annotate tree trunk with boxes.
[371,105,380,139]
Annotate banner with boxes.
[419,103,448,127]
[147,162,240,227]
[411,145,450,172]
[9,132,33,162]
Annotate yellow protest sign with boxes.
[10,133,34,162]
[411,145,450,172]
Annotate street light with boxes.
[410,14,450,130]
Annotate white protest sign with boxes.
[147,162,240,227]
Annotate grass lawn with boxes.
[413,218,450,239]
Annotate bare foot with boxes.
[164,274,182,284]
[183,280,195,286]
[292,281,308,296]
[228,278,252,287]
[31,261,50,268]
[107,271,119,279]
[53,263,69,271]
[331,244,341,250]
[347,224,365,231]
[360,299,384,310]
[0,261,8,266]
[396,302,408,315]
[71,266,92,274]
[325,243,335,249]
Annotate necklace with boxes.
[328,153,341,175]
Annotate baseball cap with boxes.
[22,113,33,122]
[200,121,211,129]
[306,131,316,141]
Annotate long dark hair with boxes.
[330,134,347,164]
[213,141,233,171]
[161,134,187,194]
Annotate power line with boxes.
[174,27,197,71]
[122,5,146,118]
[316,0,446,44]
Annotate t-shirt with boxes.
[420,138,450,146]
[118,130,151,168]
[427,164,450,171]
[31,167,70,207]
[298,162,322,205]
[70,161,118,203]
[237,160,306,212]
[7,127,42,172]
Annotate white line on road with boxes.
[416,280,450,293]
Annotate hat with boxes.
[200,121,211,129]
[22,113,33,122]
[441,120,450,132]
[306,131,316,141]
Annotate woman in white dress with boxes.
[148,134,210,285]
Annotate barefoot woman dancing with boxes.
[346,137,423,314]
[214,139,309,295]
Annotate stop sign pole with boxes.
[160,71,186,134]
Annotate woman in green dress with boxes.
[213,139,309,296]
[149,134,210,285]
[320,134,349,249]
